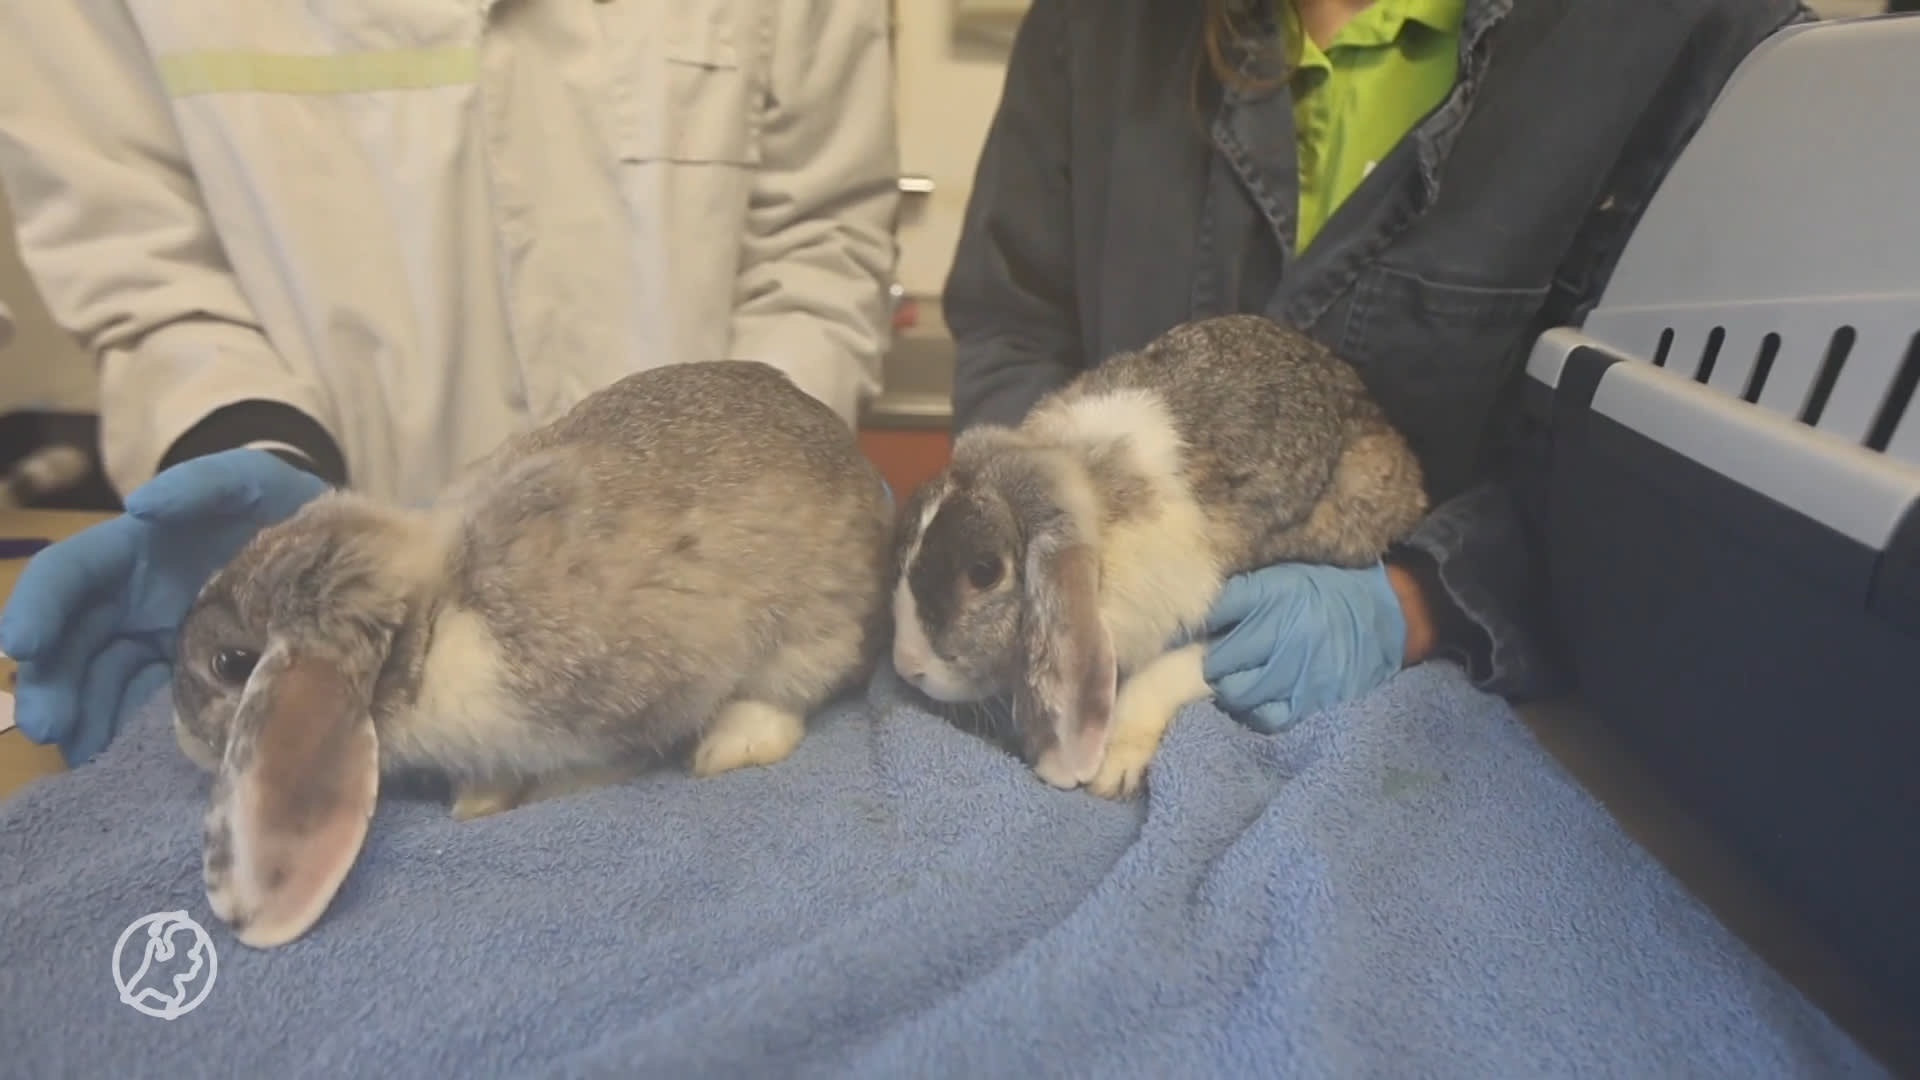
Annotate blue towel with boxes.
[0,664,1886,1078]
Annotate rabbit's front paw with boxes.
[1085,711,1158,800]
[1084,642,1209,801]
[691,700,805,777]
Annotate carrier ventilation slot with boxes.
[1693,326,1727,384]
[1799,325,1856,427]
[1653,328,1674,368]
[1744,332,1781,404]
[1863,331,1920,453]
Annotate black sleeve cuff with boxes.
[1386,542,1494,680]
[158,400,349,488]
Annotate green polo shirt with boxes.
[1283,0,1466,252]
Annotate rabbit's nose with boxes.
[895,663,938,693]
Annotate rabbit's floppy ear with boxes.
[1017,535,1117,788]
[202,638,379,949]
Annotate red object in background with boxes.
[859,429,950,511]
[868,285,944,507]
[892,296,920,332]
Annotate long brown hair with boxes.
[1199,0,1288,97]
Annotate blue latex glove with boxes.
[1199,561,1408,734]
[0,449,329,765]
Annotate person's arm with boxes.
[1385,437,1564,701]
[725,0,900,430]
[942,0,1082,434]
[1381,0,1819,702]
[0,2,346,494]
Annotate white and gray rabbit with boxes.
[891,314,1429,799]
[171,360,895,948]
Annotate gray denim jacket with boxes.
[943,0,1814,701]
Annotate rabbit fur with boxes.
[170,360,894,948]
[891,314,1429,799]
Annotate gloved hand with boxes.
[0,449,329,765]
[1198,561,1408,734]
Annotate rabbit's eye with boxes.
[966,556,1003,591]
[212,648,260,685]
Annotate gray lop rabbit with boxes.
[891,314,1428,799]
[170,361,894,948]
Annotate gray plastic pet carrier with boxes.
[1524,13,1920,1021]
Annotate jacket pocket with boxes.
[605,1,759,167]
[1336,265,1551,501]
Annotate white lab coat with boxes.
[0,0,900,504]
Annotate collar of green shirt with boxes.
[1281,0,1467,251]
[1283,0,1467,70]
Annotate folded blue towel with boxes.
[0,664,1885,1078]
